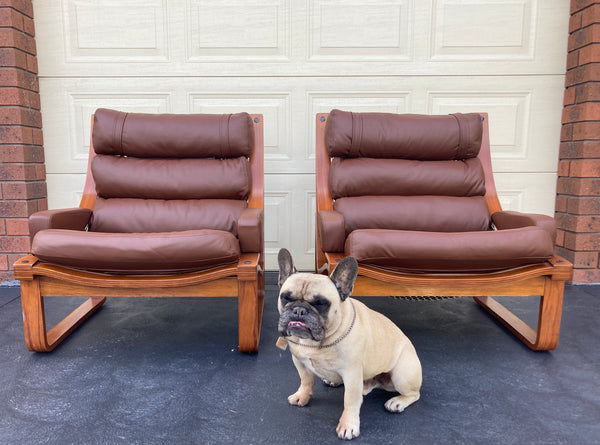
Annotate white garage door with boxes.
[34,0,569,270]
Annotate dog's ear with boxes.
[278,248,297,287]
[330,257,358,301]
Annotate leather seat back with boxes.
[89,108,255,234]
[325,109,490,233]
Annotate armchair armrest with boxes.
[492,211,556,244]
[29,208,92,243]
[317,210,346,252]
[238,208,263,253]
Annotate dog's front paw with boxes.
[336,416,360,440]
[288,391,311,407]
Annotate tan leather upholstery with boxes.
[319,109,555,272]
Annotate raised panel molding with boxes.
[431,0,536,60]
[309,0,413,61]
[186,0,291,61]
[188,93,292,166]
[428,91,531,159]
[64,0,169,61]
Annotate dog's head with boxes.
[277,248,358,342]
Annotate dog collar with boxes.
[279,299,356,350]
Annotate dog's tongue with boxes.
[288,321,307,328]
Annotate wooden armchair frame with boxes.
[315,113,572,351]
[14,114,265,353]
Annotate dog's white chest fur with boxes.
[294,351,343,386]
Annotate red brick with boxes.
[26,52,36,73]
[555,195,568,213]
[564,86,576,106]
[0,199,36,217]
[563,102,600,123]
[565,63,600,87]
[0,235,29,252]
[36,198,47,212]
[2,181,46,200]
[564,231,600,250]
[567,196,600,214]
[567,49,580,70]
[0,67,38,90]
[32,127,43,145]
[0,145,44,163]
[561,123,574,142]
[570,159,600,177]
[0,255,7,271]
[582,3,600,27]
[570,10,583,33]
[560,140,600,158]
[572,268,600,283]
[575,82,600,102]
[0,47,27,69]
[572,121,600,140]
[572,250,599,268]
[556,213,600,232]
[22,15,35,37]
[557,177,600,196]
[571,0,598,15]
[556,228,566,248]
[568,24,600,51]
[0,163,38,181]
[0,106,41,127]
[5,218,29,235]
[0,220,5,235]
[0,125,33,144]
[558,160,571,176]
[579,43,600,64]
[0,1,34,18]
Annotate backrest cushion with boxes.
[325,109,490,233]
[92,108,254,158]
[89,109,254,234]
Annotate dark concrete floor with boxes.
[0,274,599,445]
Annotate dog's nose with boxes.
[292,305,308,317]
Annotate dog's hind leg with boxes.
[385,349,422,413]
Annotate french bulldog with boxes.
[276,248,422,440]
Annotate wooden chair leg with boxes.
[237,278,262,353]
[474,278,564,351]
[20,277,106,352]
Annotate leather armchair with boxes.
[316,109,572,350]
[15,109,265,352]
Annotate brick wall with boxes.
[0,0,46,282]
[556,0,600,283]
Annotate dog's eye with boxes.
[312,297,330,311]
[280,291,294,304]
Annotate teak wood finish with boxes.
[14,114,265,353]
[315,113,573,351]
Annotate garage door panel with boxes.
[45,173,86,211]
[264,175,315,270]
[34,0,568,77]
[494,173,558,216]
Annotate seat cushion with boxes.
[32,229,240,273]
[345,227,555,272]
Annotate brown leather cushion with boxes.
[345,227,555,272]
[89,198,246,234]
[329,157,485,199]
[92,108,254,158]
[325,109,482,160]
[92,155,251,200]
[32,229,240,273]
[334,196,491,234]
